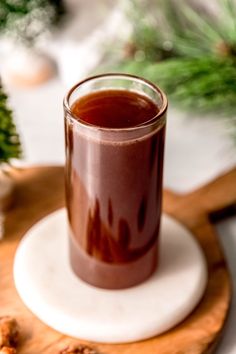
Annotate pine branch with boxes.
[126,0,236,58]
[105,0,236,142]
[0,83,22,163]
[0,0,65,45]
[114,57,236,116]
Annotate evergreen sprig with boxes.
[112,0,236,132]
[115,57,236,116]
[0,83,22,163]
[0,0,65,45]
[127,0,236,60]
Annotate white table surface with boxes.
[5,76,236,353]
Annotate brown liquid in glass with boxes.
[65,89,165,289]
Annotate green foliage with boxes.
[115,57,236,116]
[128,0,236,60]
[0,0,65,45]
[116,0,236,124]
[126,0,174,61]
[0,83,22,163]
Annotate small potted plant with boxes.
[0,80,22,237]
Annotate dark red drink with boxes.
[64,74,167,289]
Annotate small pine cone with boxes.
[123,42,137,59]
[0,317,19,348]
[0,347,16,354]
[215,41,231,57]
[60,344,99,354]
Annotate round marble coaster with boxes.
[14,209,207,343]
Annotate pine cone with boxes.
[0,347,16,354]
[0,317,19,348]
[215,41,232,57]
[123,42,137,59]
[60,344,99,354]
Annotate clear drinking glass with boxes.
[64,73,167,289]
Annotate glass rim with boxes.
[63,73,168,132]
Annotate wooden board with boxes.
[1,166,235,354]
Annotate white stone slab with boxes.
[14,209,207,343]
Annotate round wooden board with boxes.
[0,166,234,354]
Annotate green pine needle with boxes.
[114,57,236,116]
[102,0,236,142]
[0,83,22,163]
[0,0,65,45]
[127,0,236,59]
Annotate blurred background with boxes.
[0,0,236,191]
[0,1,236,352]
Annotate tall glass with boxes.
[64,74,167,289]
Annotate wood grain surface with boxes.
[1,166,235,354]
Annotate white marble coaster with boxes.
[14,209,207,343]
